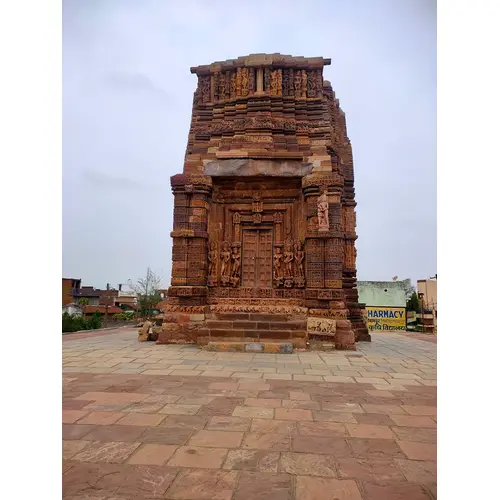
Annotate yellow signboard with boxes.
[365,307,406,331]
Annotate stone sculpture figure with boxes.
[317,191,329,230]
[294,240,305,277]
[284,240,294,277]
[208,240,218,277]
[220,241,231,282]
[294,71,302,96]
[231,245,241,279]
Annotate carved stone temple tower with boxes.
[158,53,370,350]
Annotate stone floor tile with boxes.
[280,452,337,477]
[81,424,147,443]
[244,397,282,408]
[62,459,75,474]
[354,413,395,426]
[63,440,90,460]
[250,418,297,435]
[397,379,422,386]
[337,457,406,483]
[295,476,363,500]
[292,436,352,456]
[275,407,313,421]
[231,372,263,379]
[345,423,395,440]
[189,429,244,448]
[140,426,193,445]
[360,480,431,500]
[120,401,167,413]
[359,372,390,379]
[365,390,396,398]
[116,412,165,426]
[201,370,235,377]
[75,391,149,404]
[234,471,291,500]
[160,414,209,430]
[321,402,364,413]
[238,381,270,390]
[347,438,405,459]
[332,371,362,377]
[397,440,436,461]
[196,364,223,371]
[232,406,274,419]
[394,458,437,483]
[304,369,333,376]
[374,384,408,391]
[206,416,251,431]
[323,376,356,383]
[208,382,239,391]
[389,415,436,428]
[72,441,141,463]
[282,399,321,410]
[289,391,311,400]
[62,424,94,440]
[313,411,357,423]
[298,421,347,437]
[62,462,124,496]
[167,446,228,469]
[402,405,437,416]
[355,377,391,385]
[77,411,123,425]
[223,449,279,472]
[419,379,437,386]
[127,443,178,465]
[159,404,202,415]
[81,402,130,412]
[391,373,422,379]
[361,404,406,415]
[293,375,324,382]
[168,370,202,377]
[391,426,436,443]
[262,373,293,380]
[242,432,291,451]
[63,410,88,424]
[177,395,216,405]
[116,464,179,497]
[166,469,237,500]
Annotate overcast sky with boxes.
[63,0,436,290]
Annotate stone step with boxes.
[206,319,306,331]
[205,341,293,354]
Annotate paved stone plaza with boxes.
[63,328,437,499]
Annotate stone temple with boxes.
[158,53,370,350]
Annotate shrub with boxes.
[62,311,102,332]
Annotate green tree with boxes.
[406,291,420,312]
[79,297,89,306]
[129,268,162,320]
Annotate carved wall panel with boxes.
[307,317,336,336]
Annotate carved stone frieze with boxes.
[192,117,330,135]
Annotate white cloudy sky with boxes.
[62,0,436,289]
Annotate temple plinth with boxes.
[158,53,370,350]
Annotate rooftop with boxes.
[191,53,331,75]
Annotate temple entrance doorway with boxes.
[242,228,273,288]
